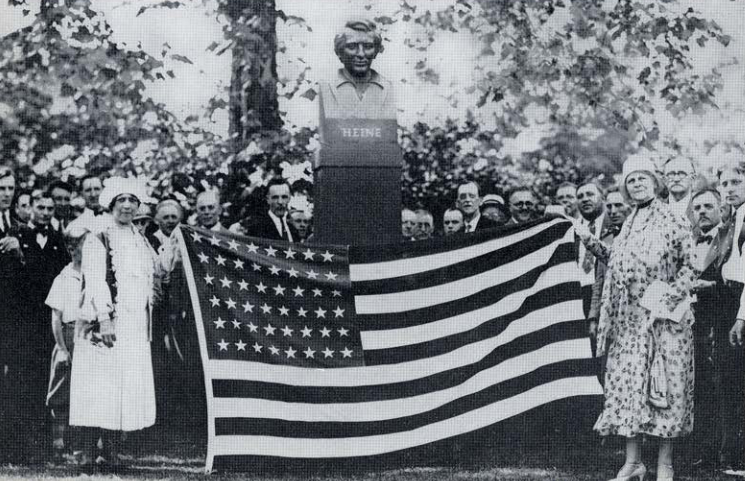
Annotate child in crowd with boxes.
[45,226,88,463]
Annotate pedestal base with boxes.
[313,166,401,246]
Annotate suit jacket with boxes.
[242,212,299,242]
[17,224,71,356]
[0,214,25,363]
[472,216,500,231]
[694,220,741,339]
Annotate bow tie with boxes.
[35,225,51,235]
[696,234,713,245]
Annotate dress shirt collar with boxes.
[464,211,481,232]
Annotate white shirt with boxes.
[268,211,293,242]
[0,210,10,233]
[463,212,482,233]
[668,193,692,223]
[692,224,720,272]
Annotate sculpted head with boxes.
[334,19,383,80]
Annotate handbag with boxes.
[648,327,669,409]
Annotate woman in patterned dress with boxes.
[70,177,162,468]
[576,156,697,481]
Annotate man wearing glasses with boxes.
[507,187,538,225]
[663,157,695,223]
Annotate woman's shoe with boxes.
[609,462,647,481]
[656,464,673,481]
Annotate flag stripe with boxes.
[210,376,601,459]
[213,357,596,438]
[211,320,586,403]
[354,232,575,315]
[361,278,577,351]
[363,284,579,365]
[349,217,567,281]
[352,222,571,294]
[205,299,584,387]
[210,338,592,422]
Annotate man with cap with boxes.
[456,181,499,232]
[481,194,509,226]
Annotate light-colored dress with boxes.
[586,199,697,438]
[70,221,160,431]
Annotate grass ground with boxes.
[0,430,741,481]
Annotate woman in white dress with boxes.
[70,177,162,467]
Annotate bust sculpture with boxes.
[319,19,396,120]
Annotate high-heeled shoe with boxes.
[656,464,673,481]
[609,462,647,481]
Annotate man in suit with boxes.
[576,182,613,319]
[0,166,27,461]
[555,182,580,220]
[415,209,434,240]
[401,208,418,240]
[687,189,727,466]
[443,208,464,236]
[242,179,299,242]
[18,192,71,441]
[456,181,499,232]
[604,187,630,234]
[716,158,745,469]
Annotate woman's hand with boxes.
[99,317,116,347]
[729,319,744,347]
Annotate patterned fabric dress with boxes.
[70,221,161,431]
[585,199,697,438]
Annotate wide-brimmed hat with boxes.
[99,177,154,209]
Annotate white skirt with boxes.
[69,304,155,431]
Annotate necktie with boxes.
[282,217,293,242]
[0,212,5,233]
[696,234,713,245]
[581,220,598,273]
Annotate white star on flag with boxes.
[314,307,327,318]
[269,265,281,275]
[321,251,334,262]
[203,274,214,285]
[233,259,244,269]
[341,347,353,358]
[297,307,308,317]
[246,242,259,253]
[312,288,323,297]
[325,272,338,281]
[322,347,334,358]
[273,284,286,296]
[228,240,240,251]
[337,327,349,337]
[235,340,247,351]
[260,303,272,314]
[256,282,267,293]
[215,255,227,266]
[284,347,297,358]
[303,249,314,261]
[333,306,345,318]
[231,319,242,329]
[209,296,220,307]
[287,267,299,278]
[263,324,276,336]
[190,232,203,243]
[281,325,294,337]
[252,263,262,271]
[306,270,319,279]
[283,247,296,259]
[220,276,232,288]
[209,236,221,246]
[269,345,280,355]
[198,253,209,264]
[247,322,258,333]
[332,290,342,297]
[319,326,331,338]
[242,301,254,313]
[292,286,304,297]
[278,306,290,316]
[213,317,226,329]
[265,246,277,257]
[225,298,237,309]
[252,342,263,353]
[303,347,316,359]
[300,326,312,338]
[217,339,229,351]
[238,280,249,291]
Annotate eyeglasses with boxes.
[665,171,691,179]
[512,201,535,208]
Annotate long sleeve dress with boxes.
[584,199,697,438]
[70,222,160,432]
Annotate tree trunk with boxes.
[223,0,282,150]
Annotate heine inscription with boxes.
[340,127,382,139]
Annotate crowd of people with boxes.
[0,150,744,478]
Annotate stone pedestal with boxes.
[313,114,402,245]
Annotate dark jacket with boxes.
[242,212,299,242]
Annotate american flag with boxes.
[175,217,603,472]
